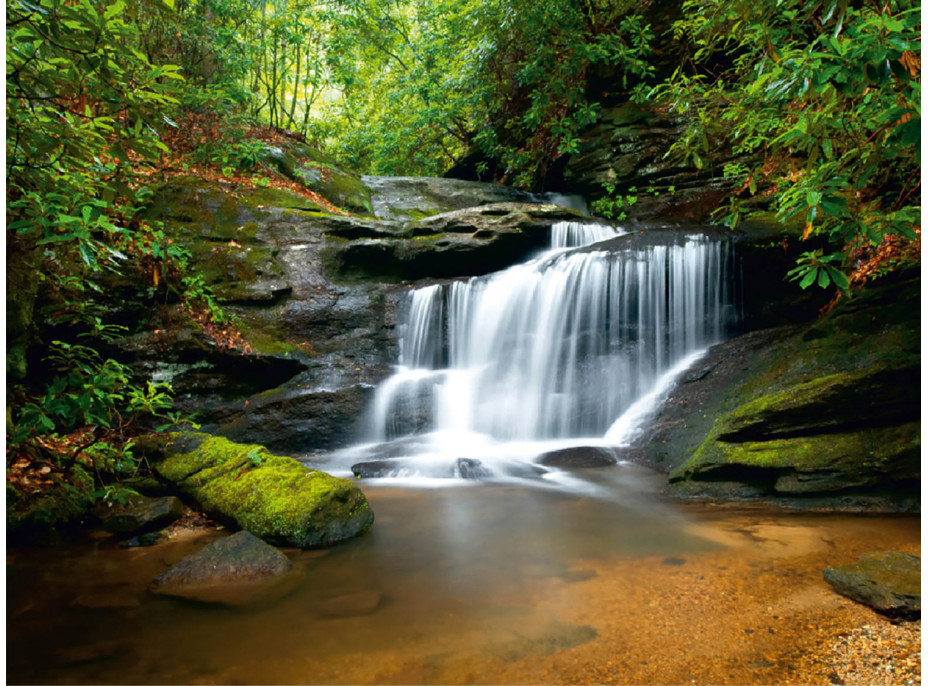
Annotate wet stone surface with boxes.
[823,551,921,619]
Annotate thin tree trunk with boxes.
[285,41,301,131]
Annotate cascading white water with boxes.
[367,221,736,451]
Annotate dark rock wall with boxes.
[638,273,920,510]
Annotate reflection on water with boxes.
[6,472,921,685]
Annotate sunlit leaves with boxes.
[652,0,920,293]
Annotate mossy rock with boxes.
[260,142,373,216]
[152,433,373,548]
[7,466,95,544]
[670,422,920,494]
[642,275,920,507]
[709,368,920,443]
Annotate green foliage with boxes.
[307,0,655,186]
[6,0,195,487]
[651,0,920,290]
[8,335,175,446]
[93,482,141,506]
[787,251,851,296]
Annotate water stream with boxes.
[316,221,737,484]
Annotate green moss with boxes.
[155,433,373,547]
[671,422,920,493]
[403,208,441,221]
[243,330,307,356]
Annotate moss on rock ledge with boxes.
[152,433,373,547]
[647,274,920,509]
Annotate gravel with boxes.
[815,621,921,686]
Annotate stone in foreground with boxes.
[101,495,185,536]
[823,551,920,619]
[150,432,374,548]
[150,531,296,605]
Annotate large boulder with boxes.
[324,203,593,280]
[823,552,920,619]
[640,274,920,510]
[149,530,296,605]
[148,433,374,547]
[216,379,374,454]
[361,175,540,221]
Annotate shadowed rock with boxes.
[101,496,185,536]
[824,551,920,619]
[537,446,618,469]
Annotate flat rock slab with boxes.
[537,446,618,469]
[823,551,920,619]
[150,531,296,605]
[102,496,184,536]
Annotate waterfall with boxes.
[367,222,737,450]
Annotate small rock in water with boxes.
[318,590,382,618]
[454,457,491,479]
[351,460,398,478]
[823,551,920,619]
[537,446,618,469]
[662,557,687,566]
[149,530,295,605]
[120,531,163,548]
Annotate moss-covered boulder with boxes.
[260,142,373,215]
[640,273,920,509]
[7,466,95,544]
[150,433,373,547]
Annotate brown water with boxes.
[6,468,920,685]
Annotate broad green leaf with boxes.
[799,268,818,289]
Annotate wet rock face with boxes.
[824,552,921,619]
[560,102,748,223]
[644,275,921,511]
[362,175,540,221]
[214,381,374,455]
[324,203,592,280]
